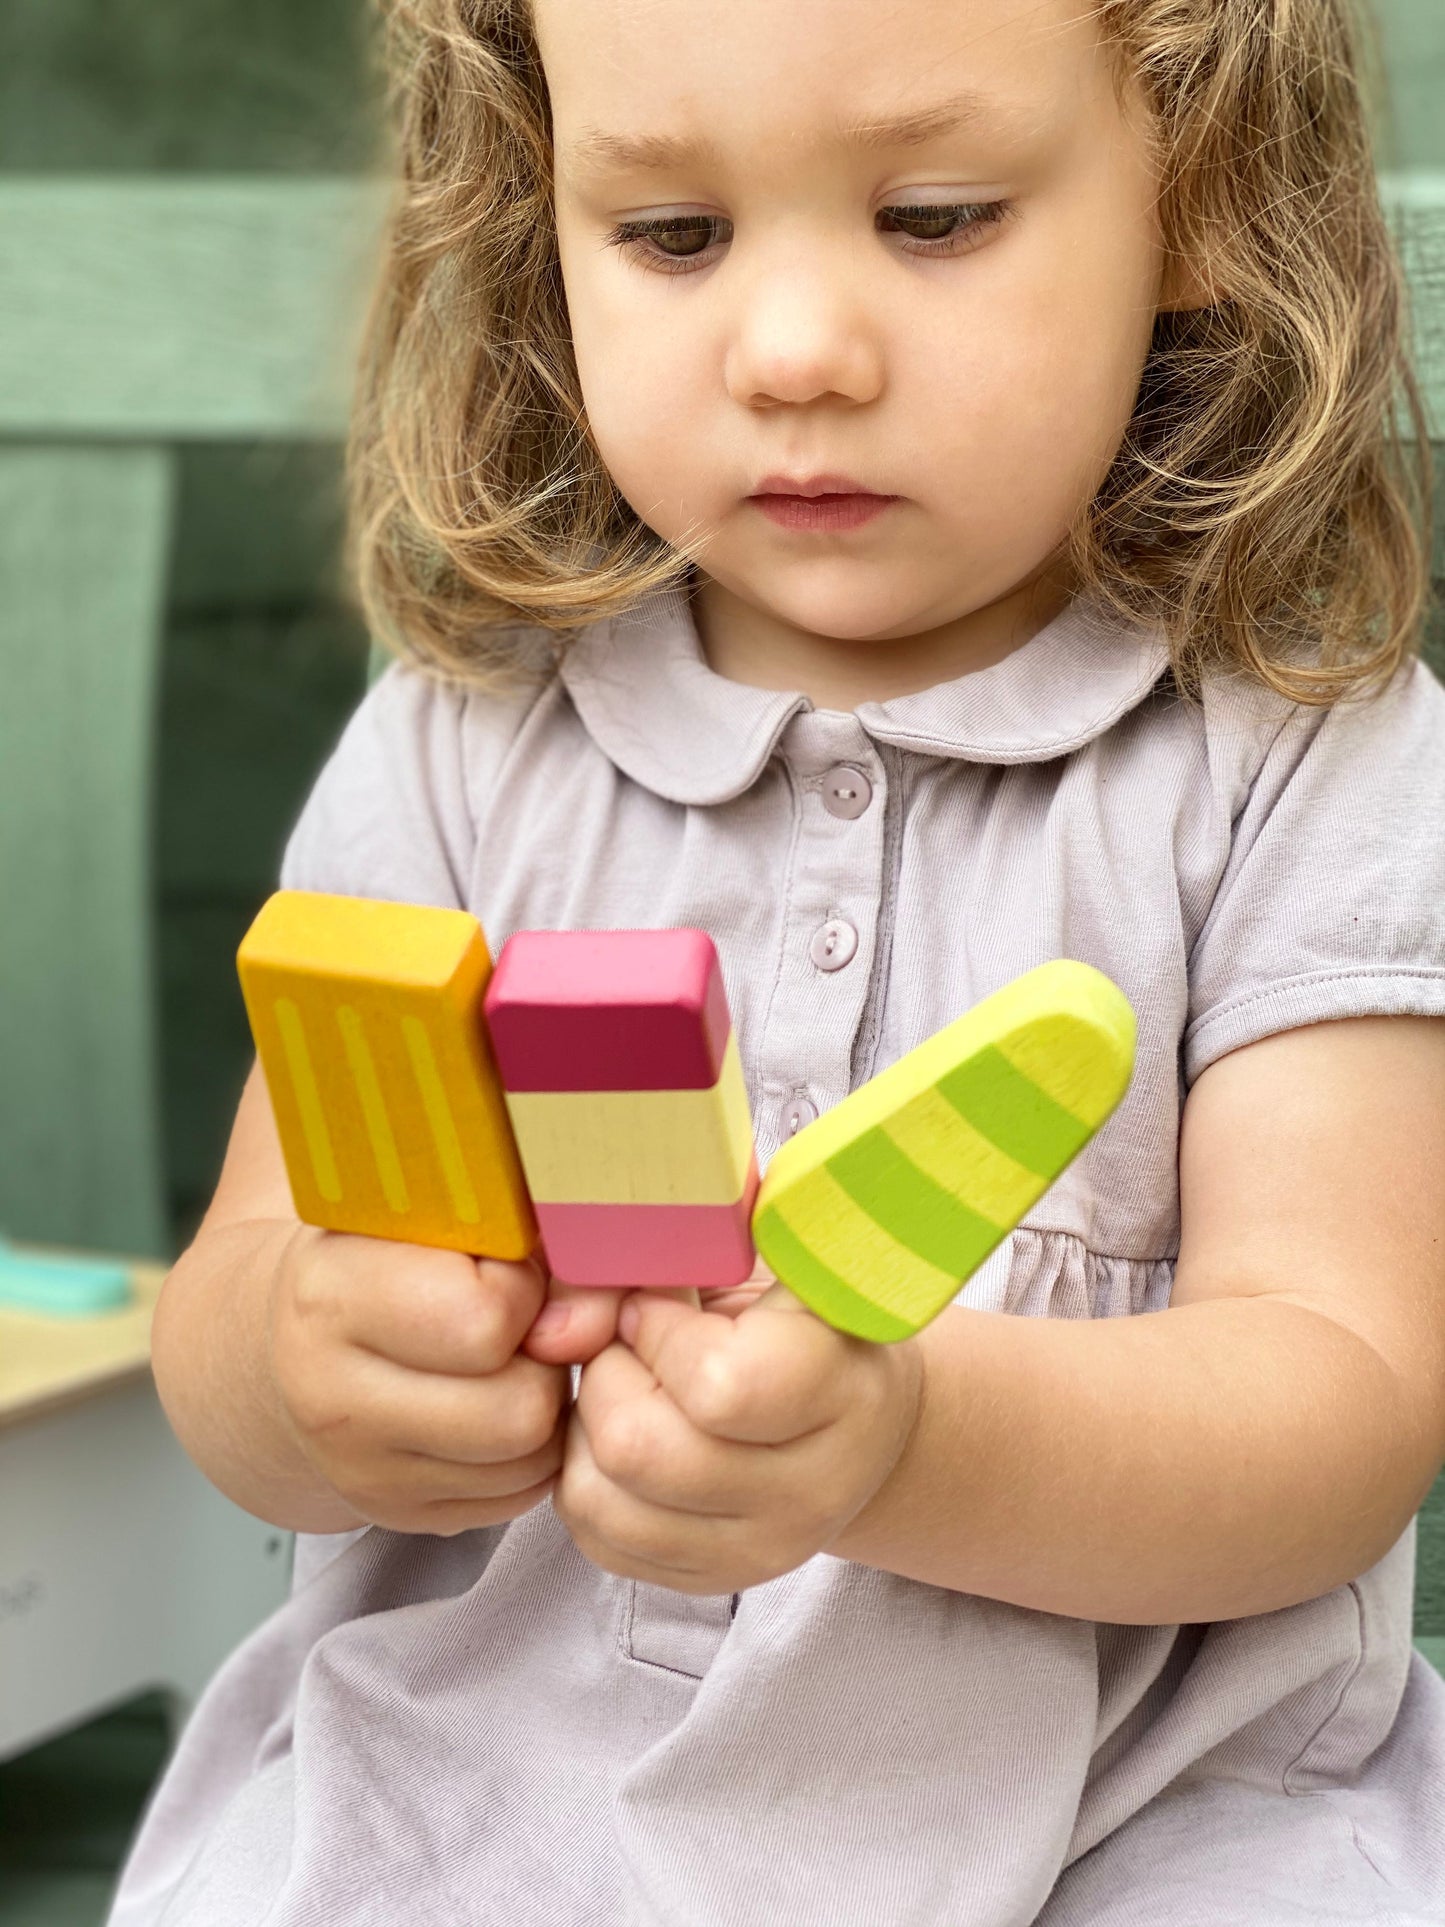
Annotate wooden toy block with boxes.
[525,1198,758,1291]
[485,930,758,1287]
[484,929,733,1090]
[752,960,1136,1342]
[237,891,536,1259]
[497,1034,754,1205]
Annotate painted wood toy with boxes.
[237,891,536,1259]
[484,929,758,1289]
[0,1236,132,1317]
[752,960,1136,1342]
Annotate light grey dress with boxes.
[110,587,1445,1925]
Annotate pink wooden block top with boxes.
[484,929,733,1092]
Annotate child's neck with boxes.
[691,565,1073,712]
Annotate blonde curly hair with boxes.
[347,0,1434,705]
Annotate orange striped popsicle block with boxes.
[484,930,758,1288]
[237,891,536,1258]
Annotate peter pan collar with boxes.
[558,581,1172,806]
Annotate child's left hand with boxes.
[552,1267,926,1595]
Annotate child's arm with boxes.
[150,1063,621,1535]
[827,1013,1445,1622]
[561,1013,1445,1620]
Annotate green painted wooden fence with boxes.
[0,181,383,1257]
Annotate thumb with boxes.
[521,1282,629,1364]
[615,1285,702,1354]
[744,1280,817,1321]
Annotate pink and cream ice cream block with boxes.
[483,930,758,1288]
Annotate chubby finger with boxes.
[521,1282,701,1366]
[405,1472,561,1537]
[572,1342,771,1514]
[556,1408,721,1576]
[617,1286,857,1443]
[352,1468,562,1539]
[692,1253,777,1322]
[557,1413,796,1592]
[288,1341,567,1470]
[362,1423,565,1508]
[520,1283,627,1365]
[406,1473,562,1537]
[337,1241,550,1376]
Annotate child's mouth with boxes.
[748,491,898,533]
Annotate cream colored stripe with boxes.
[402,1015,480,1225]
[336,1005,410,1217]
[273,998,342,1203]
[775,1165,958,1325]
[504,1031,753,1205]
[995,1013,1115,1127]
[885,1085,1042,1226]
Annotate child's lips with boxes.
[748,491,899,532]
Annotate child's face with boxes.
[539,0,1170,646]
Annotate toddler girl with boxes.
[112,1,1445,1921]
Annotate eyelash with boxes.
[604,200,1015,276]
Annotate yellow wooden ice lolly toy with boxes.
[752,960,1136,1342]
[237,890,536,1259]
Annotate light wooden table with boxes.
[0,1253,294,1761]
[0,1255,166,1430]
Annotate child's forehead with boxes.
[535,0,1112,163]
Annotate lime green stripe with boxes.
[938,1045,1092,1177]
[401,1015,480,1225]
[336,1005,410,1216]
[886,1084,1043,1229]
[752,1208,916,1343]
[772,1165,960,1324]
[273,998,342,1202]
[827,1129,1003,1277]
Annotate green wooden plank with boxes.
[0,0,378,177]
[169,444,351,613]
[1374,2,1445,172]
[1378,173,1444,436]
[0,179,387,439]
[0,445,173,1256]
[1416,1467,1445,1638]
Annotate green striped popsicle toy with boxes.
[751,960,1136,1341]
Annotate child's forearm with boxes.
[828,1296,1437,1623]
[151,1220,365,1534]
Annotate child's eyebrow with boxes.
[563,89,1002,176]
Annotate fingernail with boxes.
[618,1299,641,1345]
[533,1303,572,1337]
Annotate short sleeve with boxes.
[1183,658,1445,1087]
[279,663,498,910]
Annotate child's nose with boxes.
[723,259,885,409]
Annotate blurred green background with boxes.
[0,5,1441,1923]
[0,2,385,1259]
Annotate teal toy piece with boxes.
[0,1236,133,1316]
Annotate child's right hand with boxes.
[266,1227,623,1536]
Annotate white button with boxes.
[781,1096,818,1136]
[810,919,858,972]
[821,765,873,820]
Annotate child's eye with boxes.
[605,200,1013,276]
[876,200,1014,254]
[606,215,734,275]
